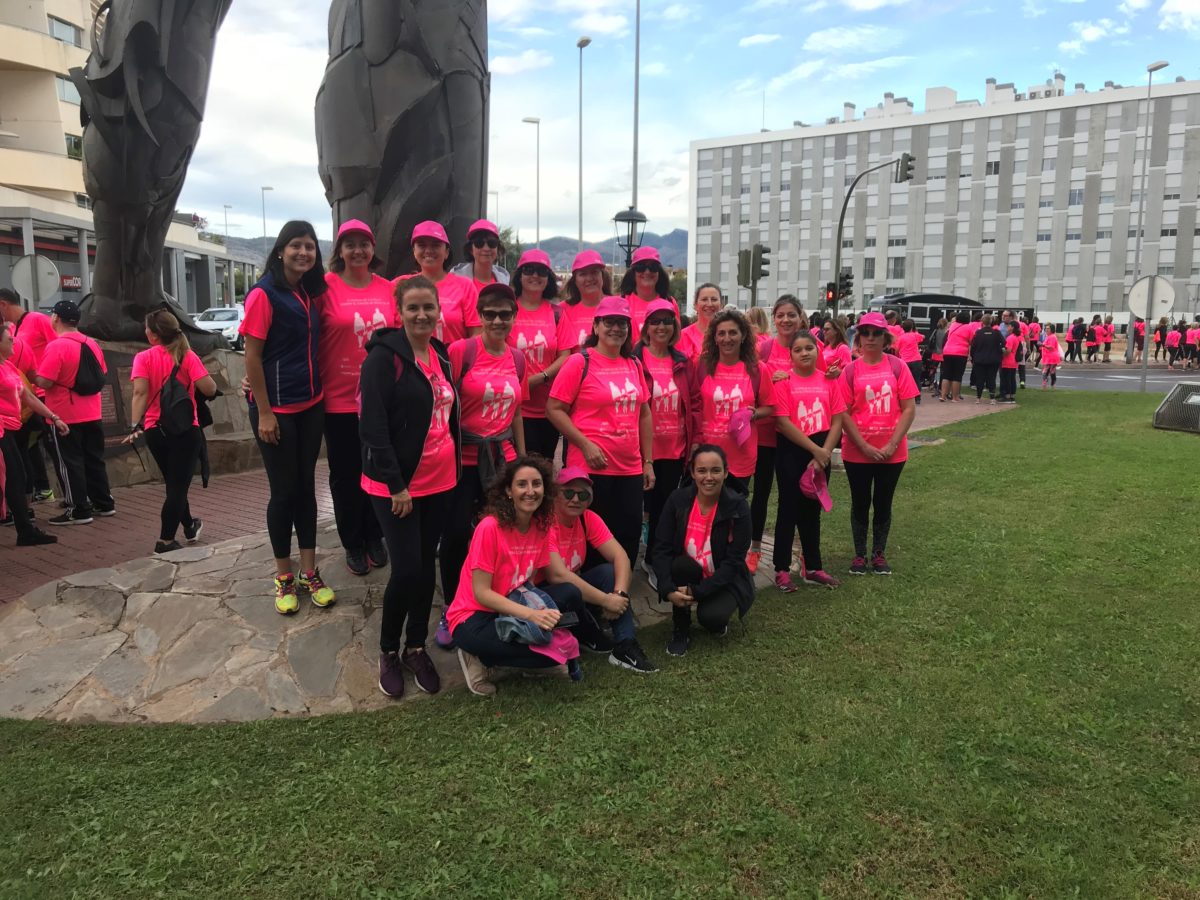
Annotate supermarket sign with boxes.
[61,275,82,291]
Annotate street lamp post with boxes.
[489,190,500,225]
[577,36,592,251]
[522,117,541,248]
[614,206,647,268]
[222,204,232,241]
[260,186,273,242]
[1129,61,1168,386]
[613,3,645,268]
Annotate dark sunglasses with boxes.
[598,316,630,328]
[631,262,659,274]
[561,488,592,502]
[523,266,551,279]
[858,328,885,338]
[471,236,500,249]
[481,309,515,322]
[646,316,675,327]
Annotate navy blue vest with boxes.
[248,272,322,409]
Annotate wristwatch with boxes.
[615,590,630,599]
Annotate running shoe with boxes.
[274,573,300,615]
[378,651,405,698]
[457,649,496,696]
[641,558,658,592]
[48,509,93,526]
[32,489,55,503]
[871,552,893,576]
[17,527,57,546]
[848,556,868,576]
[183,518,203,543]
[155,540,182,554]
[666,627,691,658]
[434,613,455,650]
[609,639,659,673]
[774,570,798,593]
[299,568,337,607]
[92,501,116,517]
[402,646,440,694]
[366,538,388,569]
[803,569,841,589]
[745,549,762,574]
[345,549,369,577]
[567,658,585,682]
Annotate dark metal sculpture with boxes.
[70,0,232,352]
[316,0,489,277]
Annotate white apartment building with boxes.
[0,0,254,311]
[688,73,1200,322]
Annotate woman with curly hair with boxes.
[447,456,583,696]
[695,308,774,498]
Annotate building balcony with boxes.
[0,22,87,74]
[0,146,84,195]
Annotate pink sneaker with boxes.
[774,570,798,593]
[803,569,841,589]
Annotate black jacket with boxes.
[969,327,1005,365]
[359,328,461,495]
[651,484,754,612]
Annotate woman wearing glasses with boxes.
[547,296,654,567]
[451,219,510,288]
[556,250,611,354]
[435,284,529,649]
[619,246,679,336]
[838,312,918,577]
[510,249,568,460]
[394,220,480,344]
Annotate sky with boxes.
[178,0,1200,247]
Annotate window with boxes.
[1161,228,1177,237]
[1042,159,1056,172]
[862,258,875,280]
[1096,230,1112,240]
[48,16,82,46]
[1158,265,1175,277]
[1128,229,1143,239]
[65,134,82,160]
[842,239,854,249]
[1164,193,1180,201]
[864,237,876,248]
[75,193,92,210]
[740,213,750,225]
[1099,192,1115,205]
[982,237,996,244]
[56,76,81,104]
[779,182,790,192]
[887,238,906,247]
[720,213,730,225]
[1036,232,1052,242]
[1068,189,1084,206]
[985,160,1000,176]
[1066,232,1082,241]
[1039,200,1054,208]
[696,217,712,227]
[886,257,905,279]
[1011,201,1025,210]
[740,185,750,195]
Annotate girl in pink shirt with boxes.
[999,330,1021,402]
[393,220,481,345]
[678,282,723,361]
[1185,324,1199,370]
[555,250,610,354]
[1040,326,1062,388]
[320,220,396,575]
[1167,323,1184,369]
[939,311,973,402]
[820,318,853,379]
[510,249,568,460]
[896,319,925,403]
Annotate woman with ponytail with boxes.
[126,308,217,553]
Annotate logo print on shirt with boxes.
[510,559,535,591]
[795,398,825,434]
[569,549,583,572]
[517,329,548,365]
[864,381,893,416]
[481,381,516,420]
[687,535,713,574]
[430,379,452,430]
[609,377,639,414]
[712,384,744,418]
[653,376,680,414]
[353,309,390,350]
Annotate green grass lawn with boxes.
[3,393,1198,898]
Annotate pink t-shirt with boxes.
[36,332,106,424]
[1167,330,1183,349]
[895,332,923,364]
[641,351,687,461]
[626,293,680,337]
[0,359,23,431]
[319,273,398,414]
[1187,328,1199,347]
[887,324,904,340]
[447,515,552,633]
[698,361,773,478]
[510,301,559,418]
[942,323,972,357]
[549,350,649,477]
[1041,334,1062,365]
[13,311,57,362]
[394,272,480,344]
[677,323,707,361]
[1001,334,1021,370]
[1029,323,1042,341]
[774,369,847,437]
[239,286,323,415]
[1018,321,1031,339]
[821,342,852,373]
[9,337,36,379]
[684,497,716,578]
[130,345,209,428]
[756,336,793,449]
[840,358,920,465]
[1136,321,1146,337]
[554,302,601,354]
[550,509,612,573]
[448,337,528,468]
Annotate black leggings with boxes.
[1168,347,1180,366]
[250,401,323,559]
[644,457,684,567]
[144,426,201,541]
[1,431,35,540]
[749,444,776,543]
[324,412,381,553]
[843,460,905,558]
[773,433,827,573]
[522,416,560,462]
[1086,344,1098,362]
[452,610,559,669]
[973,363,999,399]
[670,555,739,634]
[17,417,50,492]
[589,473,644,568]
[371,490,449,652]
[439,466,486,609]
[53,420,111,512]
[999,368,1017,398]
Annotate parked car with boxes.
[194,306,245,350]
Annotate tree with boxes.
[498,226,523,272]
[668,269,688,305]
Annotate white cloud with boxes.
[1160,0,1200,32]
[839,0,911,9]
[1023,0,1046,17]
[511,26,554,37]
[642,61,669,76]
[1057,39,1084,55]
[803,24,902,53]
[803,0,829,9]
[1118,0,1150,12]
[825,54,913,79]
[1057,17,1129,55]
[571,11,629,35]
[767,59,825,94]
[491,49,555,75]
[660,3,694,22]
[739,33,782,47]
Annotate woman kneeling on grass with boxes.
[651,444,754,658]
[448,456,583,696]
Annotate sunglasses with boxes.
[481,309,515,322]
[561,488,592,502]
[631,262,659,274]
[858,328,885,338]
[523,267,551,279]
[471,236,500,249]
[598,316,630,328]
[646,316,675,327]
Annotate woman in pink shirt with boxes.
[772,330,845,592]
[678,283,722,360]
[125,309,217,554]
[895,319,925,403]
[321,219,396,576]
[821,317,853,379]
[1085,315,1102,363]
[939,311,972,402]
[394,220,480,345]
[1184,323,1199,370]
[510,249,568,460]
[695,309,774,499]
[999,327,1022,403]
[1102,315,1115,363]
[1039,325,1062,388]
[620,246,680,336]
[840,312,919,576]
[547,295,654,570]
[448,456,583,696]
[555,250,611,355]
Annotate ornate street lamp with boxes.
[613,206,647,268]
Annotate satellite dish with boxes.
[1127,275,1174,320]
[10,254,60,308]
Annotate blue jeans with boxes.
[540,563,636,643]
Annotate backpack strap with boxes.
[455,337,481,390]
[509,346,526,384]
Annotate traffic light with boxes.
[751,243,771,281]
[825,282,837,306]
[736,248,751,288]
[895,152,916,184]
[838,268,854,301]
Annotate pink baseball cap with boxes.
[595,296,631,320]
[727,408,754,447]
[572,249,606,272]
[411,221,449,245]
[799,466,833,512]
[517,249,552,269]
[631,246,661,266]
[856,312,888,330]
[336,219,374,243]
[468,219,499,236]
[644,298,677,319]
[556,466,593,486]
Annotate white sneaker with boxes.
[640,558,658,592]
[457,649,496,696]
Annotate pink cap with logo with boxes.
[727,408,755,447]
[799,466,833,512]
[571,249,606,272]
[517,249,552,269]
[556,466,593,486]
[644,298,676,319]
[594,296,631,320]
[468,219,499,236]
[631,246,661,266]
[336,219,374,242]
[856,312,888,330]
[411,220,449,244]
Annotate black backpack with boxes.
[72,340,106,395]
[156,363,196,436]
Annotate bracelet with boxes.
[615,590,630,599]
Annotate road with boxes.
[1038,362,1196,393]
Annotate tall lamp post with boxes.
[522,117,541,248]
[577,35,592,251]
[222,204,232,241]
[613,0,645,267]
[488,190,500,225]
[1128,60,1168,371]
[260,186,273,242]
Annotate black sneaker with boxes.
[366,538,388,569]
[578,629,616,655]
[0,513,12,527]
[345,549,370,577]
[609,639,659,673]
[402,646,441,694]
[49,510,93,526]
[871,552,893,576]
[93,502,116,518]
[155,540,182,553]
[567,658,584,682]
[17,527,57,546]
[183,517,203,543]
[378,651,405,698]
[848,555,868,576]
[666,628,691,658]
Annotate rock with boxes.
[63,688,132,724]
[158,545,214,563]
[136,562,178,594]
[266,670,307,714]
[58,587,127,629]
[194,687,272,723]
[135,594,218,659]
[0,631,127,719]
[170,574,229,595]
[92,648,150,699]
[176,555,239,579]
[134,625,159,659]
[226,579,269,600]
[122,592,163,625]
[0,606,51,666]
[286,618,353,697]
[63,568,118,588]
[23,580,60,610]
[149,618,252,695]
[109,560,176,595]
[136,682,222,724]
[226,595,302,634]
